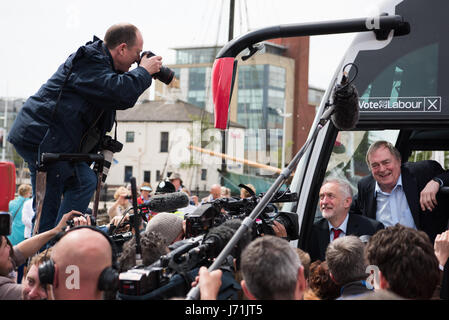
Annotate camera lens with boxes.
[141,51,174,85]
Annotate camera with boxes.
[65,213,97,229]
[95,135,123,184]
[185,189,299,241]
[140,51,175,85]
[0,212,11,236]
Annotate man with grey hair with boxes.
[326,235,372,299]
[240,235,306,300]
[350,140,449,243]
[308,178,384,262]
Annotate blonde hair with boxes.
[114,186,129,200]
[240,184,256,198]
[18,184,32,197]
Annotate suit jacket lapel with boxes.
[401,166,421,228]
[347,214,358,235]
[318,220,330,260]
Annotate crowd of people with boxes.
[1,21,449,302]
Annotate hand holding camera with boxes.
[139,51,174,84]
[140,54,162,77]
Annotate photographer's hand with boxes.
[55,210,83,232]
[15,211,82,258]
[110,213,130,228]
[271,220,287,238]
[65,214,91,231]
[191,266,222,300]
[140,55,162,77]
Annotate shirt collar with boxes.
[328,212,349,234]
[374,174,403,195]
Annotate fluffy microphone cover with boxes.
[331,82,360,131]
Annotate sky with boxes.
[0,0,386,99]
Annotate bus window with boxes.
[313,129,399,222]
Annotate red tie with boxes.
[332,228,342,240]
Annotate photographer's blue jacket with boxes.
[8,36,152,154]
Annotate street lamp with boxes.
[276,108,292,168]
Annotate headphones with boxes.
[38,225,119,292]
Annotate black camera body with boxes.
[140,51,174,85]
[101,135,123,154]
[185,191,299,240]
[0,212,11,236]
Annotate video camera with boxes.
[118,219,246,299]
[185,187,300,241]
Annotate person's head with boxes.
[114,186,129,204]
[169,173,183,191]
[365,224,440,299]
[319,178,352,227]
[210,184,222,200]
[240,236,306,300]
[220,187,231,198]
[104,23,143,73]
[366,140,402,193]
[140,182,152,200]
[308,260,341,300]
[295,248,311,281]
[240,184,255,199]
[48,227,115,300]
[23,249,52,300]
[0,235,14,276]
[118,231,169,272]
[145,212,184,245]
[325,235,367,286]
[18,184,32,198]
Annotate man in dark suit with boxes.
[350,140,449,243]
[308,178,384,262]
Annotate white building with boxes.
[106,99,245,194]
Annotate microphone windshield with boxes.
[145,192,190,213]
[331,77,360,131]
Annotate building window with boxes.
[124,166,133,182]
[126,131,135,143]
[156,170,161,182]
[160,132,169,152]
[201,169,207,181]
[144,171,151,183]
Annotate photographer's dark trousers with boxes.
[13,144,97,234]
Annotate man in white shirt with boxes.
[350,140,449,243]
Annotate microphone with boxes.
[330,65,360,131]
[138,192,189,213]
[189,219,249,260]
[198,223,236,258]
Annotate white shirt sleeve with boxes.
[21,199,34,239]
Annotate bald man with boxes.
[47,228,114,300]
[201,184,222,204]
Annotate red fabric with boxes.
[332,228,342,240]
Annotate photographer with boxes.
[0,211,82,299]
[7,23,164,234]
[108,187,132,220]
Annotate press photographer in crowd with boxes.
[0,211,82,299]
[7,22,166,235]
